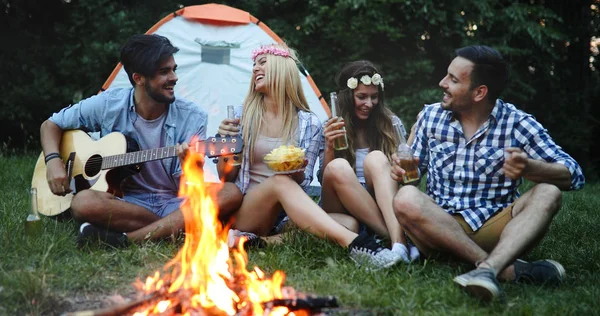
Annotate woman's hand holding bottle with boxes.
[323,118,347,151]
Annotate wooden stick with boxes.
[61,291,167,316]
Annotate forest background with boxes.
[1,0,599,179]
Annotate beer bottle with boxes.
[24,188,42,236]
[330,92,348,150]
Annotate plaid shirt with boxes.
[412,99,585,231]
[235,108,323,194]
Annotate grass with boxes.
[1,153,599,315]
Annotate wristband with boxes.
[44,152,61,164]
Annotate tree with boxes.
[1,0,598,177]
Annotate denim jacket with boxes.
[49,87,207,189]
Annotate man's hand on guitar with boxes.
[176,142,205,168]
[177,142,189,165]
[46,158,72,196]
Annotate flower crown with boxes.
[346,73,384,91]
[251,46,291,61]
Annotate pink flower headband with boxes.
[251,46,291,61]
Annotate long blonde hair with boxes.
[335,60,397,169]
[241,43,311,162]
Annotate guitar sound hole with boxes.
[85,154,103,177]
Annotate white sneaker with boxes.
[348,232,402,270]
[391,243,410,263]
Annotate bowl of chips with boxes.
[264,145,306,174]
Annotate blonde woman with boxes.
[216,45,401,269]
[320,60,419,263]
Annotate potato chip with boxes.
[264,145,305,172]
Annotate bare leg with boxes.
[233,174,358,247]
[70,190,159,232]
[394,184,563,281]
[329,213,360,233]
[126,182,243,242]
[265,213,360,243]
[321,158,389,238]
[481,184,562,281]
[363,151,406,245]
[71,183,243,243]
[393,185,488,263]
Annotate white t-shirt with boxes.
[354,148,370,184]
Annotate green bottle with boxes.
[24,188,42,237]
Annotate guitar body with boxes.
[31,130,139,217]
[31,130,243,217]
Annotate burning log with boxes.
[264,294,338,311]
[61,290,170,316]
[62,289,338,316]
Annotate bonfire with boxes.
[124,150,334,315]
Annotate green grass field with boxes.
[1,154,599,315]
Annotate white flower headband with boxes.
[347,73,384,91]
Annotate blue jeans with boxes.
[120,191,184,218]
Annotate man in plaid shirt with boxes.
[391,45,585,301]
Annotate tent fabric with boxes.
[102,4,330,194]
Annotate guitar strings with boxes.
[76,138,240,169]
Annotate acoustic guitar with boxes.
[31,130,242,217]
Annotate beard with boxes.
[145,80,176,104]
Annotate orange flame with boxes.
[132,150,297,315]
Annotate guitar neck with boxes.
[101,145,179,170]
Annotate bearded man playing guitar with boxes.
[39,34,242,247]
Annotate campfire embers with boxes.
[68,151,337,316]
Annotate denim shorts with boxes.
[119,191,184,218]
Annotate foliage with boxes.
[1,0,598,177]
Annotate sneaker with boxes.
[391,243,410,263]
[409,244,420,262]
[454,268,502,302]
[227,229,266,250]
[271,215,290,235]
[348,232,402,270]
[513,259,566,285]
[76,222,129,248]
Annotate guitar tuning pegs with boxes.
[233,155,240,161]
[212,158,219,164]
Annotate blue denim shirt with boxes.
[49,87,208,189]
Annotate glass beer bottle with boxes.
[330,92,348,150]
[227,105,242,166]
[24,188,42,237]
[393,122,420,183]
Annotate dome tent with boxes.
[102,3,330,194]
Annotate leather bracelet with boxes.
[44,153,61,164]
